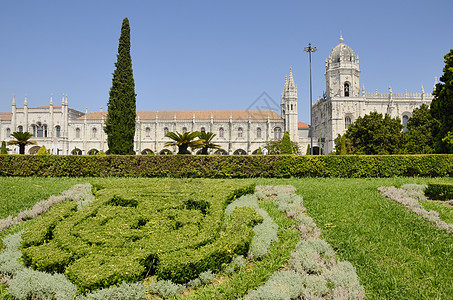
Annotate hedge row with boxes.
[20,179,257,292]
[0,154,452,177]
[425,182,453,200]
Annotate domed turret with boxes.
[327,36,359,67]
[324,36,361,98]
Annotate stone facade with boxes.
[312,37,434,154]
[0,69,309,155]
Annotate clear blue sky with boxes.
[1,0,452,124]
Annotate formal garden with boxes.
[0,174,452,299]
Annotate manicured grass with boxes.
[0,177,85,219]
[420,200,453,224]
[254,177,453,300]
[1,177,453,299]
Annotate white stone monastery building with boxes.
[0,37,433,155]
[0,68,308,155]
[312,36,433,154]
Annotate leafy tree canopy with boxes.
[335,112,403,155]
[401,104,438,154]
[164,131,202,154]
[7,132,36,154]
[264,139,300,155]
[431,49,453,153]
[280,131,293,154]
[193,132,221,154]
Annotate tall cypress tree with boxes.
[281,131,293,154]
[105,18,136,155]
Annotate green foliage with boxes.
[425,182,453,201]
[36,145,49,155]
[336,112,403,154]
[264,139,300,155]
[19,179,256,292]
[149,279,185,298]
[104,18,136,155]
[7,132,36,154]
[431,49,453,153]
[195,131,221,155]
[165,131,202,154]
[280,131,293,154]
[305,144,311,155]
[0,154,453,178]
[246,270,305,300]
[401,104,437,154]
[0,141,7,155]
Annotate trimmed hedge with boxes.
[20,179,257,292]
[0,154,452,177]
[425,182,453,200]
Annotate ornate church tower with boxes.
[325,36,360,98]
[281,67,299,142]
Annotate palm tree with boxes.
[195,132,221,155]
[7,132,36,154]
[164,131,202,154]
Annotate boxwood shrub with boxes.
[425,182,453,200]
[0,154,451,178]
[19,179,257,292]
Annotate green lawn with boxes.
[0,177,85,219]
[1,177,453,299]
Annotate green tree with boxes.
[104,18,136,155]
[337,112,403,155]
[7,132,36,154]
[36,145,49,155]
[0,141,7,154]
[164,131,202,154]
[401,104,437,154]
[431,49,453,153]
[305,144,311,155]
[194,132,221,155]
[264,139,300,155]
[280,131,293,154]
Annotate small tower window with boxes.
[6,128,11,138]
[238,127,243,138]
[219,127,224,138]
[75,128,81,138]
[164,127,169,136]
[18,126,23,132]
[145,127,151,137]
[344,83,350,97]
[92,127,97,138]
[345,117,352,129]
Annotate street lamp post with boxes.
[304,43,316,155]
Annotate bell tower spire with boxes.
[281,67,299,142]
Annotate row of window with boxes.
[5,124,62,138]
[146,127,283,139]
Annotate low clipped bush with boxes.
[0,154,452,177]
[18,179,257,292]
[425,182,453,200]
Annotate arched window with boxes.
[182,127,187,133]
[219,127,224,138]
[145,127,151,137]
[274,127,282,139]
[6,128,11,138]
[344,83,350,97]
[238,127,243,138]
[92,127,97,138]
[402,115,409,132]
[75,128,81,138]
[256,127,262,138]
[164,127,169,136]
[345,116,352,129]
[291,104,293,110]
[18,126,23,132]
[34,123,47,138]
[200,127,206,133]
[55,126,61,137]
